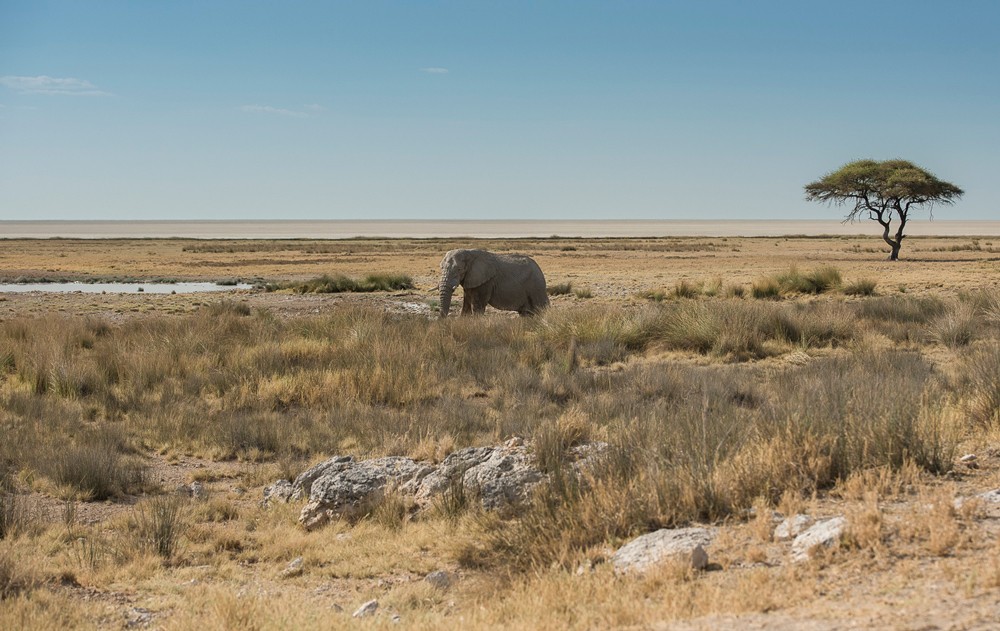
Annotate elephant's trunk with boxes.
[439,281,454,318]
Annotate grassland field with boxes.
[1,234,1000,630]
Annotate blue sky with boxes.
[1,1,997,221]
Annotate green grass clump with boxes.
[844,278,878,296]
[671,280,701,299]
[269,274,414,294]
[547,282,573,296]
[753,266,842,298]
[775,266,842,294]
[636,289,667,302]
[751,277,781,299]
[131,496,185,559]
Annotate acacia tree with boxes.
[805,159,963,261]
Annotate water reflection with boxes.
[0,282,253,294]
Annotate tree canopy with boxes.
[805,159,963,260]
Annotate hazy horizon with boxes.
[2,2,997,221]
[3,219,999,240]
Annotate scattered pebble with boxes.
[425,570,451,590]
[280,557,304,579]
[352,599,379,618]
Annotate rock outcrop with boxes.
[299,456,435,530]
[268,439,607,530]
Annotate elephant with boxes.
[438,249,549,317]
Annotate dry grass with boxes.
[2,237,1000,628]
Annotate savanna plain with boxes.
[2,234,1000,630]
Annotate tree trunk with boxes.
[880,220,902,261]
[888,242,901,261]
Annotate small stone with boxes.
[352,599,379,618]
[774,514,813,541]
[189,482,205,499]
[280,557,304,578]
[125,607,154,628]
[960,454,977,462]
[791,517,846,562]
[424,570,451,590]
[391,614,401,623]
[611,527,714,573]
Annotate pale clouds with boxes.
[0,75,110,96]
[303,103,326,112]
[240,104,309,118]
[420,67,449,74]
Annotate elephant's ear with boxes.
[464,254,496,288]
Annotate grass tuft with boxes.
[547,282,573,296]
[267,273,414,294]
[844,278,878,296]
[131,495,185,559]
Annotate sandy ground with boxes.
[0,235,998,319]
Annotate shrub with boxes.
[929,303,979,348]
[776,266,841,294]
[0,550,35,600]
[532,409,592,474]
[362,273,415,292]
[573,287,593,299]
[671,280,701,299]
[547,282,573,296]
[962,343,1000,425]
[271,273,414,294]
[131,495,185,559]
[751,277,781,299]
[636,289,667,302]
[42,441,147,501]
[844,278,878,296]
[725,284,746,298]
[366,490,414,531]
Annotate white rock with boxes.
[263,480,294,505]
[352,599,378,618]
[299,457,434,530]
[280,557,304,578]
[955,488,1000,512]
[611,527,713,573]
[976,489,1000,504]
[414,444,544,511]
[773,514,812,541]
[960,453,977,463]
[791,517,846,561]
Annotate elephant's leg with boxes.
[472,288,490,314]
[519,296,537,317]
[461,290,473,315]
